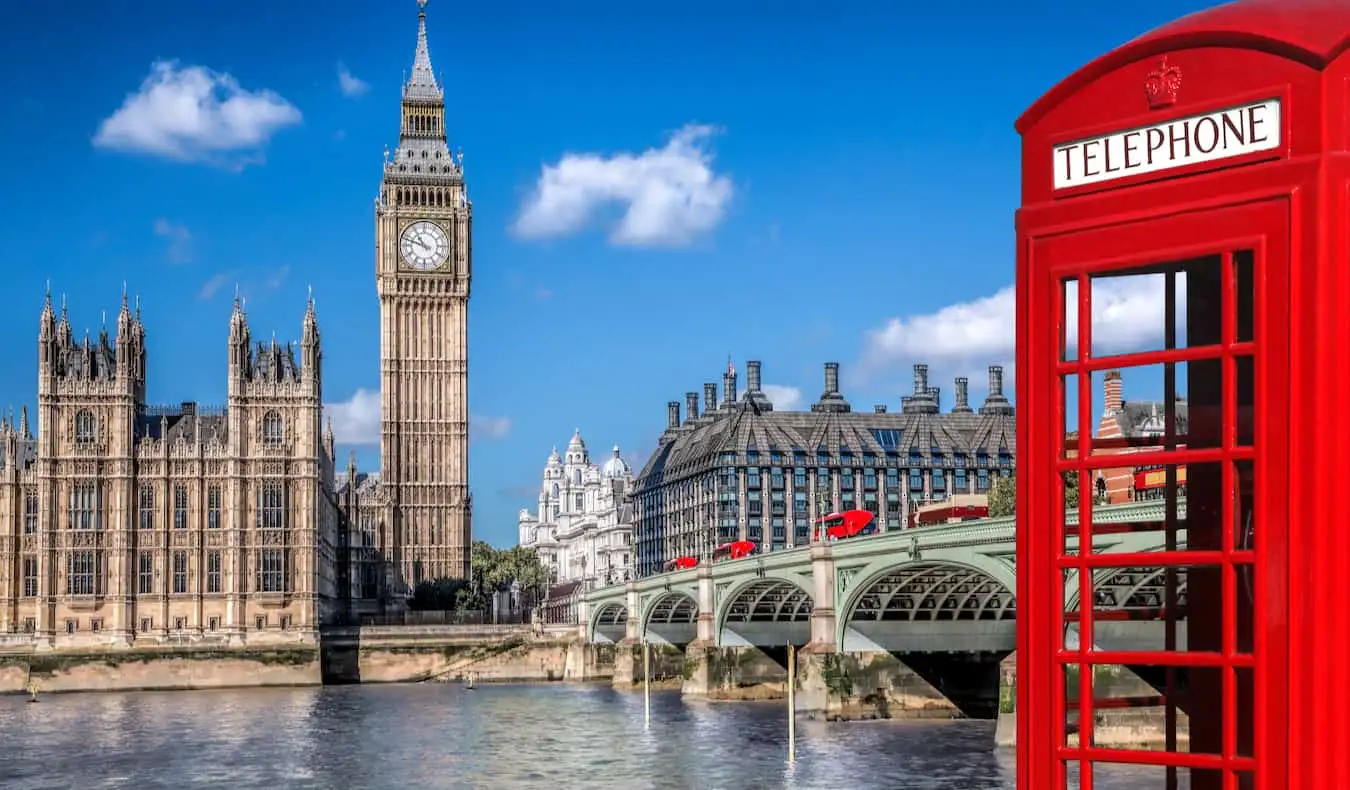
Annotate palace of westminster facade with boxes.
[0,2,472,647]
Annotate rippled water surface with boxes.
[0,684,1182,789]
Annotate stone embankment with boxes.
[0,625,613,695]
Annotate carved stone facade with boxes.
[339,0,473,593]
[518,430,637,589]
[0,292,341,649]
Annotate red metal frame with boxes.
[1016,3,1350,788]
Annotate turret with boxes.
[302,289,322,395]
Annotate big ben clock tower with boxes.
[376,0,472,584]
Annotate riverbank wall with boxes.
[0,625,612,694]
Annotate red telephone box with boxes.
[1016,3,1350,789]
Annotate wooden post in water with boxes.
[787,643,797,762]
[643,640,651,729]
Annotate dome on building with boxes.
[567,428,586,451]
[546,446,561,467]
[602,445,631,478]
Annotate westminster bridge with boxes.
[579,499,1187,723]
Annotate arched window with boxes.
[573,469,582,485]
[261,412,284,445]
[74,411,96,445]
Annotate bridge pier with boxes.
[681,642,792,700]
[611,639,685,689]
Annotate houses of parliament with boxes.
[0,1,472,648]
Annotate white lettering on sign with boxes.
[1052,99,1281,190]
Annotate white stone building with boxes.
[518,430,636,588]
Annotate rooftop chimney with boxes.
[978,365,1015,416]
[667,401,681,430]
[929,386,940,410]
[1104,370,1123,411]
[685,392,699,424]
[953,377,974,413]
[180,401,197,417]
[703,382,718,414]
[723,369,738,405]
[746,360,763,393]
[913,364,929,396]
[874,404,888,413]
[812,361,852,413]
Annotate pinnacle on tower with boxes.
[405,0,441,101]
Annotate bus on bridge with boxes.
[712,540,757,562]
[661,556,698,573]
[814,510,878,542]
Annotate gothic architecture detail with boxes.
[0,289,341,647]
[517,430,636,588]
[340,0,473,595]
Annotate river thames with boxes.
[0,683,1183,789]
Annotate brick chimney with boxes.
[953,377,973,413]
[824,362,840,394]
[1104,370,1123,412]
[746,360,763,393]
[684,392,699,423]
[703,382,718,413]
[667,401,681,430]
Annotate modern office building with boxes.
[631,360,1017,576]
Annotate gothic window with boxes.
[257,482,285,530]
[261,412,284,445]
[207,485,221,529]
[23,491,37,534]
[207,551,222,593]
[21,556,37,597]
[68,482,97,530]
[138,486,155,530]
[257,549,286,593]
[173,484,188,530]
[172,551,188,594]
[66,550,98,596]
[74,410,96,445]
[138,553,154,595]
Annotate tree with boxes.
[988,472,1017,517]
[407,577,468,611]
[986,471,1079,518]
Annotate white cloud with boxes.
[859,274,1187,385]
[153,218,191,263]
[513,123,733,247]
[326,389,380,445]
[197,273,232,301]
[326,389,512,445]
[337,64,368,98]
[471,415,512,441]
[762,384,803,411]
[94,60,301,165]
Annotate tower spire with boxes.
[405,0,441,100]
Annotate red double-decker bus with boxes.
[662,556,698,572]
[712,540,757,562]
[814,510,878,542]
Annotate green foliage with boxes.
[987,472,1017,517]
[407,577,469,611]
[986,471,1080,518]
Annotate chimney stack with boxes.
[988,365,1005,397]
[874,404,888,413]
[746,360,762,392]
[667,401,681,430]
[929,386,940,410]
[703,382,718,414]
[824,362,840,394]
[913,364,929,396]
[954,377,973,413]
[685,392,699,423]
[1104,370,1123,411]
[723,369,738,405]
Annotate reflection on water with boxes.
[0,684,1171,789]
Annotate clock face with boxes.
[399,221,450,270]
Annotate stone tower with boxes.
[375,0,473,585]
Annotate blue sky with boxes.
[0,0,1219,546]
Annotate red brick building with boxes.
[1092,370,1187,504]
